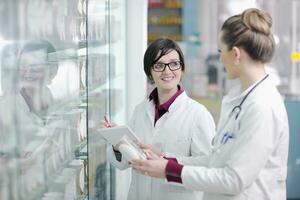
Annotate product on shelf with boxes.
[77,112,87,142]
[164,0,182,8]
[148,0,182,42]
[69,159,85,195]
[77,0,86,16]
[149,0,163,8]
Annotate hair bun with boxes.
[242,8,272,35]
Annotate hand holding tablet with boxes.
[98,125,147,160]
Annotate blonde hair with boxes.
[221,8,275,63]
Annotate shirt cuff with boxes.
[165,160,183,183]
[164,156,178,163]
[113,146,122,162]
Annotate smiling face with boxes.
[18,50,49,88]
[150,49,183,94]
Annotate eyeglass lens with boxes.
[152,61,181,72]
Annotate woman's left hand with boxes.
[130,159,168,179]
[134,141,163,157]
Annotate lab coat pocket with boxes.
[211,138,236,166]
[213,137,235,155]
[166,184,202,200]
[165,139,190,156]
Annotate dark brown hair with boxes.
[221,8,275,63]
[144,38,185,84]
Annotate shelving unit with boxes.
[0,0,127,199]
[148,0,183,42]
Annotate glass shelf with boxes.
[0,0,127,199]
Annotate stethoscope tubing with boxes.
[213,74,269,148]
[230,74,269,120]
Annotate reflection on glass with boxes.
[0,38,87,199]
[0,0,127,199]
[18,41,58,119]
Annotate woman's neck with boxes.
[157,87,178,105]
[21,87,53,113]
[239,63,267,91]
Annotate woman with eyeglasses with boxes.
[130,8,289,200]
[107,38,216,200]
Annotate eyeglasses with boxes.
[152,61,182,72]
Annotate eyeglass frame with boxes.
[151,61,182,72]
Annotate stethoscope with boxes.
[229,74,269,120]
[212,74,269,151]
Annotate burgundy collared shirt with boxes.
[149,85,184,125]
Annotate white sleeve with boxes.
[107,146,130,170]
[181,103,278,194]
[175,107,215,166]
[182,165,242,194]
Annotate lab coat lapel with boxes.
[144,92,186,129]
[145,99,155,127]
[168,91,186,113]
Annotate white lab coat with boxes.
[108,91,216,200]
[0,92,43,149]
[181,77,289,200]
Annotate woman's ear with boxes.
[232,46,241,65]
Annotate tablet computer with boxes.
[97,125,146,159]
[97,125,140,146]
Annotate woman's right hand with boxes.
[100,117,117,128]
[100,116,119,150]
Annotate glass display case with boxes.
[0,0,127,199]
